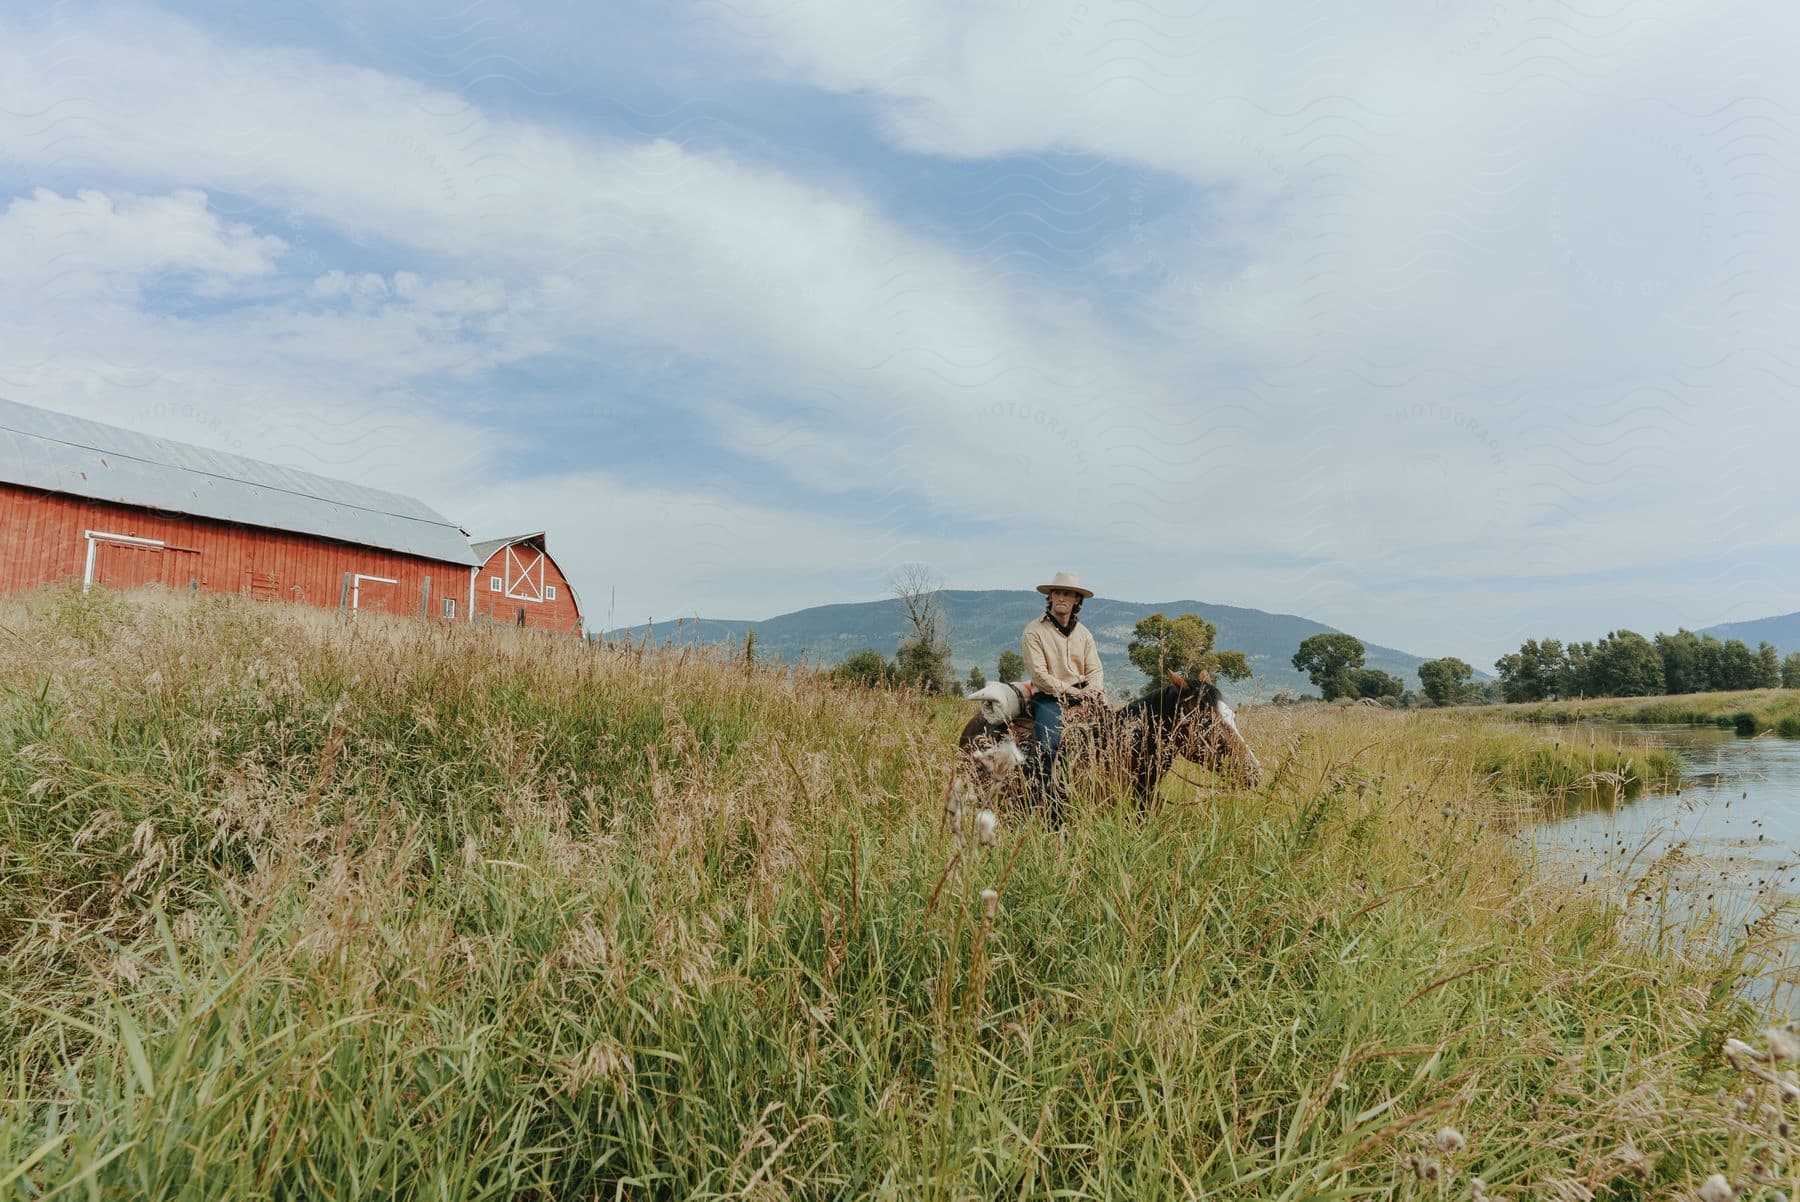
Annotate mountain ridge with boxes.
[1698,610,1800,656]
[606,589,1444,698]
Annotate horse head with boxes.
[1159,669,1261,787]
[1165,669,1221,709]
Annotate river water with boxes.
[1533,724,1800,1006]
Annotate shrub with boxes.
[834,648,896,688]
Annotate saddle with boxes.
[992,682,1038,745]
[970,680,1098,746]
[960,680,1036,752]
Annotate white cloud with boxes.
[0,9,1194,567]
[0,188,286,298]
[692,0,1796,367]
[0,186,529,506]
[680,0,1800,658]
[454,468,972,627]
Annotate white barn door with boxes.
[503,545,545,603]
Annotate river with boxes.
[1533,724,1800,1007]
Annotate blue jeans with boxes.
[1029,692,1068,820]
[1030,692,1065,760]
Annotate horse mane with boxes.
[1118,676,1223,723]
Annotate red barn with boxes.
[468,532,585,635]
[0,397,482,618]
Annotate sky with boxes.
[2,0,1798,669]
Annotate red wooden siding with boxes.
[473,539,583,635]
[0,482,467,620]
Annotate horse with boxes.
[954,672,1261,815]
[1101,670,1263,798]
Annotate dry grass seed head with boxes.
[975,809,998,847]
[565,1038,634,1097]
[1616,1142,1653,1182]
[1697,1173,1735,1202]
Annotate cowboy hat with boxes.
[1036,570,1094,598]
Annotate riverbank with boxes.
[0,589,1785,1198]
[1501,688,1800,736]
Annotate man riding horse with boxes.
[959,569,1263,823]
[1021,570,1106,821]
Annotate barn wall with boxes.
[0,483,469,619]
[473,542,584,635]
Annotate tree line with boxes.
[1488,629,1799,702]
[1289,628,1800,708]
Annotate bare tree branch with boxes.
[891,564,946,647]
[890,564,952,693]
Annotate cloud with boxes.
[0,187,286,299]
[681,0,1800,657]
[0,185,522,505]
[0,9,1201,559]
[454,466,971,625]
[2,4,1798,666]
[691,0,1793,367]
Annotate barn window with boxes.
[489,576,502,592]
[544,585,556,601]
[442,598,456,618]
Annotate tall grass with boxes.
[0,589,1788,1199]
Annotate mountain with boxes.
[605,590,1441,699]
[1698,611,1800,656]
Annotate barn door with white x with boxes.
[503,544,545,603]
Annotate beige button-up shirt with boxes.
[1022,614,1105,700]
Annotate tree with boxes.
[1559,640,1590,698]
[1495,638,1568,702]
[1586,630,1664,697]
[1713,638,1761,692]
[1782,652,1800,689]
[1655,629,1705,694]
[1699,634,1728,690]
[895,640,954,693]
[1128,612,1251,694]
[997,650,1025,684]
[1492,652,1527,701]
[1759,641,1782,689]
[1348,667,1405,702]
[891,565,953,694]
[966,665,987,691]
[835,649,895,689]
[1293,632,1365,700]
[1416,656,1474,706]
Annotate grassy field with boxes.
[1503,689,1800,737]
[0,589,1789,1199]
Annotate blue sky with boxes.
[3,0,1799,670]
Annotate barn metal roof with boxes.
[0,397,481,566]
[469,532,545,562]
